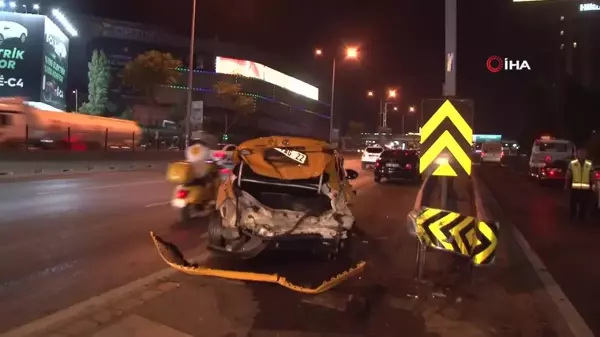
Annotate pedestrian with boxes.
[565,148,595,222]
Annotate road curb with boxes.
[472,172,593,337]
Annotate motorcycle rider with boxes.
[185,132,219,186]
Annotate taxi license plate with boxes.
[171,199,187,208]
[386,163,400,167]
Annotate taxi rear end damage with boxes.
[150,136,366,293]
[209,140,354,258]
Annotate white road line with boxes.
[5,178,378,336]
[145,201,171,208]
[36,180,165,195]
[2,235,209,337]
[473,174,594,337]
[512,228,594,337]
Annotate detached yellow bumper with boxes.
[150,232,366,294]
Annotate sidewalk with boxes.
[7,177,578,337]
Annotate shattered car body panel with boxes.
[211,136,356,258]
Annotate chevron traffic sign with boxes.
[414,207,498,265]
[419,99,474,177]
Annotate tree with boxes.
[213,80,254,132]
[119,106,133,120]
[79,50,110,115]
[121,50,182,103]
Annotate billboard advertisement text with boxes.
[0,12,44,100]
[215,56,319,101]
[42,17,69,110]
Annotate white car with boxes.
[0,21,28,44]
[361,146,384,169]
[212,143,236,166]
[528,137,575,178]
[480,142,503,165]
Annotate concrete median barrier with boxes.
[0,150,359,178]
[0,151,184,177]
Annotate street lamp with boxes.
[72,89,78,112]
[9,1,16,10]
[402,105,417,135]
[33,3,39,13]
[367,88,398,129]
[315,46,359,145]
[184,0,198,147]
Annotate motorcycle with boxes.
[168,160,221,223]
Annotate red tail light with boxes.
[481,151,486,157]
[176,189,189,199]
[500,151,504,157]
[595,171,600,180]
[375,160,381,168]
[219,168,231,175]
[213,151,226,159]
[405,163,412,170]
[545,156,552,163]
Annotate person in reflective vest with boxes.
[565,148,594,221]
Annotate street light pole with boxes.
[443,0,457,97]
[329,57,336,144]
[184,0,197,147]
[73,89,78,112]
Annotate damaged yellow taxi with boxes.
[151,136,367,294]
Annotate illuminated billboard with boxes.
[0,12,45,100]
[580,3,600,11]
[215,56,319,101]
[42,17,69,110]
[0,12,69,110]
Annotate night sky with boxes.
[45,0,566,138]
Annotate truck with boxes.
[0,97,142,150]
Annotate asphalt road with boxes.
[478,163,600,335]
[0,159,370,333]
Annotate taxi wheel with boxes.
[207,212,225,247]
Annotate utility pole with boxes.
[184,0,197,147]
[440,0,457,209]
[329,58,337,144]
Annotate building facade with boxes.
[67,15,330,141]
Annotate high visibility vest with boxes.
[569,159,592,190]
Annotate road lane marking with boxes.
[36,180,165,195]
[2,235,209,337]
[145,201,171,208]
[5,178,378,336]
[472,173,594,337]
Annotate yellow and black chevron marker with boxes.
[414,207,498,265]
[419,99,473,177]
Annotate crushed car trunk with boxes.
[218,161,354,239]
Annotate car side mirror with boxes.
[346,169,359,180]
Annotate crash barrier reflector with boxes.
[150,232,366,294]
[407,207,499,266]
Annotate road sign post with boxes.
[419,99,473,209]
